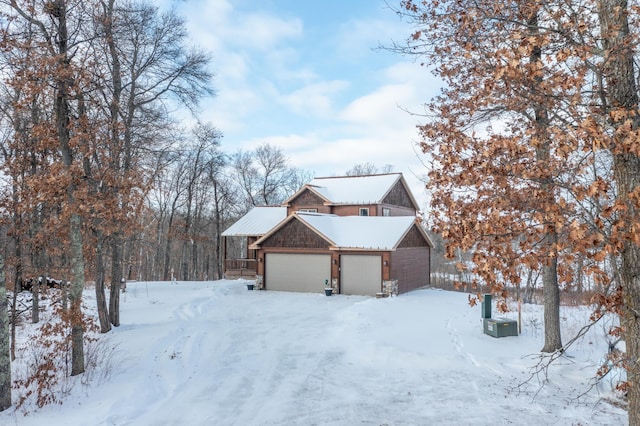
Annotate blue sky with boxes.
[162,0,442,208]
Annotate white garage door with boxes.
[340,255,382,296]
[265,253,331,293]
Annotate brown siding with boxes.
[287,189,331,215]
[247,236,258,259]
[390,246,430,294]
[398,225,430,248]
[288,205,333,215]
[291,188,325,206]
[382,181,416,210]
[376,205,416,216]
[332,204,377,216]
[261,219,329,249]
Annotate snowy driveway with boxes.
[1,280,627,425]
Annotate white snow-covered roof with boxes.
[222,207,287,237]
[294,213,422,250]
[305,173,403,205]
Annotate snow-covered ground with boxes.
[0,280,628,425]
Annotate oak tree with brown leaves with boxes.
[0,1,214,397]
[397,0,640,421]
[1,0,93,377]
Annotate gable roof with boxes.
[221,206,287,237]
[283,173,418,208]
[253,212,432,250]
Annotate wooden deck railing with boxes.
[224,259,258,278]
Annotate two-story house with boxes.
[222,173,432,296]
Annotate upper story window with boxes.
[359,208,369,216]
[382,208,390,216]
[298,208,317,213]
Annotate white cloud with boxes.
[279,80,350,117]
[334,18,405,60]
[169,0,232,52]
[242,134,321,154]
[163,0,434,207]
[213,51,250,85]
[178,1,302,52]
[202,87,263,134]
[341,83,413,124]
[230,14,303,51]
[262,48,317,85]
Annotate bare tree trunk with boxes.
[0,254,11,411]
[163,203,178,281]
[9,288,16,362]
[527,9,562,353]
[105,0,126,325]
[541,234,562,352]
[109,236,122,327]
[31,233,45,323]
[54,0,85,376]
[95,235,111,333]
[597,0,640,422]
[615,154,640,424]
[214,185,223,280]
[181,240,189,281]
[154,209,165,281]
[212,179,232,280]
[31,275,39,323]
[68,213,85,376]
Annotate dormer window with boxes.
[359,208,369,216]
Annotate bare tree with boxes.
[178,123,222,280]
[232,143,311,208]
[345,162,393,176]
[0,253,9,411]
[207,163,236,280]
[88,0,213,326]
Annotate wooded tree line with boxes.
[3,0,635,418]
[396,0,640,422]
[130,138,310,284]
[0,0,312,411]
[0,0,212,408]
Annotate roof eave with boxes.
[282,184,330,206]
[250,214,296,248]
[379,175,421,212]
[331,246,393,251]
[392,220,434,249]
[252,213,337,249]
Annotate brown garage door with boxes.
[340,254,381,296]
[265,253,331,293]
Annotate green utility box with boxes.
[481,294,492,319]
[483,318,518,338]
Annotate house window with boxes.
[359,208,369,216]
[382,208,390,216]
[298,208,317,213]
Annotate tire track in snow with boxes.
[210,310,333,423]
[105,289,220,425]
[446,317,484,404]
[187,291,359,425]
